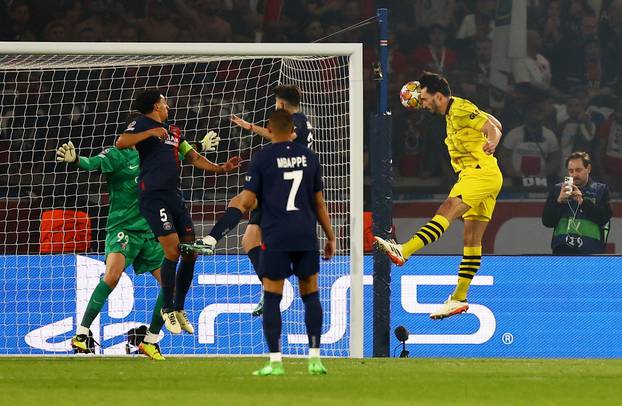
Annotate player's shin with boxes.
[78,280,113,333]
[247,246,263,280]
[263,291,283,356]
[174,257,195,310]
[145,289,164,342]
[209,207,244,242]
[402,214,450,258]
[302,291,322,353]
[452,246,482,301]
[302,291,327,374]
[160,258,177,312]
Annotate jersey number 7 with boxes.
[283,170,303,211]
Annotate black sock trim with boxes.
[422,224,441,239]
[416,232,430,245]
[429,220,446,232]
[458,273,475,279]
[419,228,436,243]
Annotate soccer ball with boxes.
[400,81,422,109]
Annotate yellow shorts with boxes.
[448,166,503,222]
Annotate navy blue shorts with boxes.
[139,190,195,238]
[260,248,319,280]
[248,207,262,225]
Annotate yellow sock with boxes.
[452,246,482,301]
[402,214,450,258]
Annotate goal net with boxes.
[0,43,363,357]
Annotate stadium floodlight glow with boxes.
[0,41,364,358]
[394,325,409,358]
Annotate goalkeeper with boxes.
[56,129,221,360]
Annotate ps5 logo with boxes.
[401,275,496,344]
[24,255,148,354]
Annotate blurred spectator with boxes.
[499,102,561,181]
[512,30,552,89]
[129,0,182,42]
[412,24,458,77]
[454,37,492,110]
[306,0,347,23]
[222,0,263,41]
[191,0,233,42]
[596,99,622,189]
[303,20,325,42]
[542,151,612,254]
[414,0,455,29]
[117,26,141,42]
[43,20,67,42]
[5,0,37,41]
[599,0,622,93]
[556,88,598,175]
[455,0,495,40]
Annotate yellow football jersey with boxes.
[444,96,498,173]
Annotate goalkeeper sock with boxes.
[174,258,196,311]
[263,291,283,353]
[148,289,164,335]
[209,207,243,242]
[79,280,113,329]
[302,291,322,349]
[247,246,263,280]
[160,258,177,312]
[402,214,450,258]
[452,246,482,301]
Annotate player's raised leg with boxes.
[71,252,125,353]
[243,222,264,317]
[254,276,285,376]
[375,197,468,265]
[299,272,327,375]
[430,219,487,320]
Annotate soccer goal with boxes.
[0,42,364,357]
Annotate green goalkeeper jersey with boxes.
[77,147,150,233]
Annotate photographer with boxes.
[542,151,612,254]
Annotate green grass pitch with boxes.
[2,357,621,405]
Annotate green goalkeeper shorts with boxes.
[105,229,163,275]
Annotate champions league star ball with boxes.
[400,81,422,109]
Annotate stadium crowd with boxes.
[0,0,621,200]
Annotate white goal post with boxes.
[0,42,364,357]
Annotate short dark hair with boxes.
[566,151,591,168]
[417,71,451,96]
[134,89,162,114]
[273,84,301,107]
[268,109,294,136]
[126,110,142,124]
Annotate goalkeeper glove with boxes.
[56,141,78,163]
[200,130,221,152]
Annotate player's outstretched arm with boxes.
[183,148,241,173]
[56,141,118,173]
[199,130,221,152]
[315,191,336,260]
[115,127,167,149]
[482,117,503,155]
[231,115,273,141]
[56,141,78,164]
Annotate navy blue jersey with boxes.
[292,112,313,149]
[244,141,323,251]
[124,115,185,192]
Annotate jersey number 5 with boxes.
[283,170,303,211]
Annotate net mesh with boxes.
[0,52,352,356]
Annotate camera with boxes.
[563,176,573,194]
